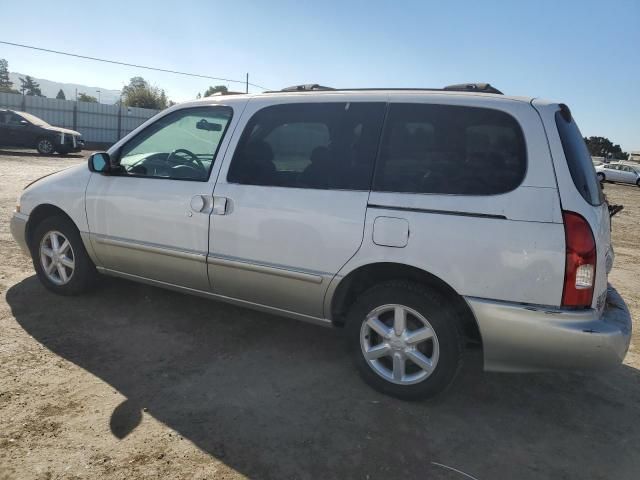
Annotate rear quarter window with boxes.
[373,103,527,195]
[554,109,603,206]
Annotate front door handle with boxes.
[190,195,213,213]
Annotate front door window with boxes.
[117,107,233,181]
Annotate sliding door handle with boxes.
[213,196,230,215]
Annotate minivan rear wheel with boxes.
[346,281,463,400]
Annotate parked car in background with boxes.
[595,162,640,186]
[10,84,632,400]
[0,109,84,155]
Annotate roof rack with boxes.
[279,84,335,92]
[271,82,503,95]
[207,91,246,96]
[443,83,503,94]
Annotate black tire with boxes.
[345,281,463,400]
[30,215,98,295]
[36,137,55,155]
[597,172,605,182]
[636,179,640,187]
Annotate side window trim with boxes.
[113,105,234,183]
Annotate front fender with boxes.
[20,164,92,234]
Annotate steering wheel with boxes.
[166,148,206,172]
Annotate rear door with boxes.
[620,165,639,184]
[208,98,386,318]
[0,112,9,145]
[3,112,31,146]
[534,100,610,310]
[607,165,623,182]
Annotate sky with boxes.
[1,0,638,151]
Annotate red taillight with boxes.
[562,211,596,308]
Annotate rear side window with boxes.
[555,110,603,206]
[373,103,526,195]
[227,102,385,190]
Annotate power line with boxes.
[0,40,270,91]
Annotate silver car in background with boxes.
[596,162,640,186]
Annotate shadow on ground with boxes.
[0,149,84,158]
[7,276,640,479]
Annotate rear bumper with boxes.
[466,285,632,372]
[10,212,30,256]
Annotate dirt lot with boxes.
[0,149,638,480]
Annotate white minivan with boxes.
[11,83,632,399]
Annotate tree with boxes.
[0,58,19,93]
[584,136,628,160]
[203,85,228,97]
[121,76,169,109]
[56,89,66,100]
[78,92,98,103]
[19,75,44,96]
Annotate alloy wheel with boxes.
[360,304,440,385]
[39,230,75,285]
[38,139,54,154]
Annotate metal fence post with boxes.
[117,104,122,140]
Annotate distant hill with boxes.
[8,72,121,104]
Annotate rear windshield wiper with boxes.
[609,204,624,218]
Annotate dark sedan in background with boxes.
[0,109,84,155]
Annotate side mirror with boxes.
[19,120,28,126]
[88,152,111,173]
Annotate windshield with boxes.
[17,111,50,127]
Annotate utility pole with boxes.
[246,73,248,94]
[97,89,101,103]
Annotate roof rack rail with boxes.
[279,84,335,92]
[443,83,503,94]
[207,91,246,96]
[269,83,503,94]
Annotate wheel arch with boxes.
[328,262,482,345]
[35,134,57,143]
[26,204,79,252]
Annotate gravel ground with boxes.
[0,149,638,480]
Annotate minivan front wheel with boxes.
[31,216,98,295]
[36,138,55,155]
[346,281,463,400]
